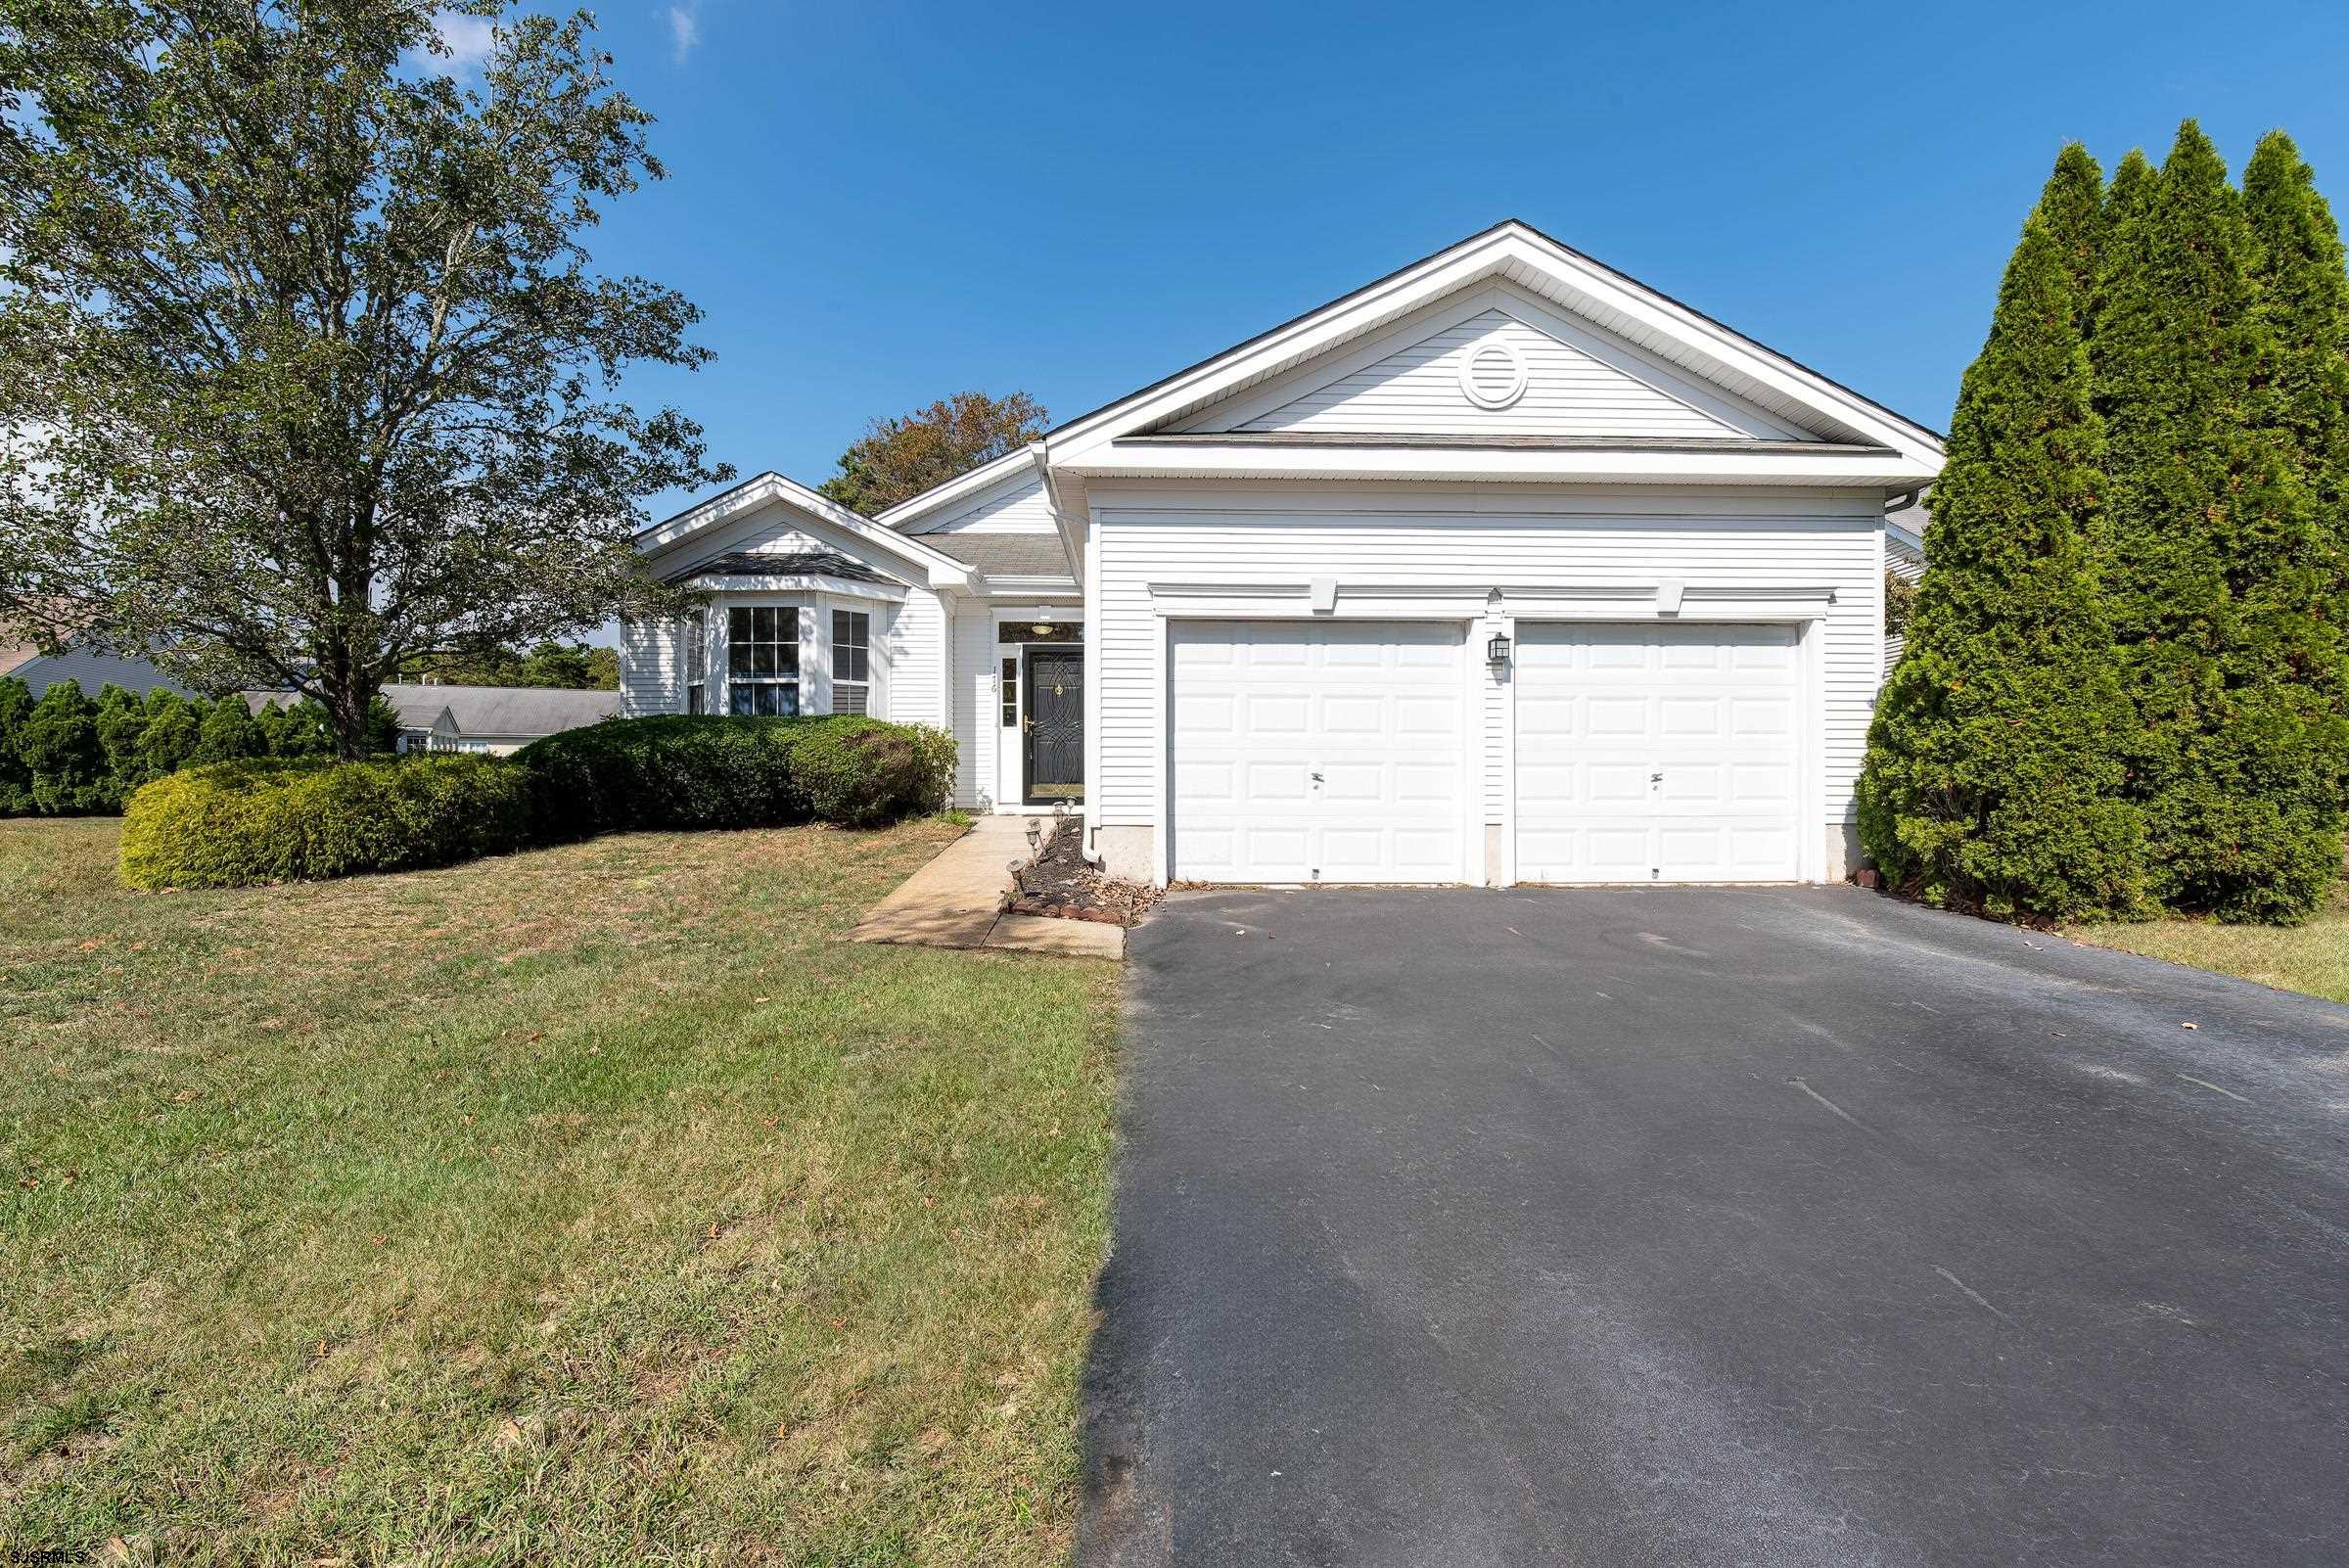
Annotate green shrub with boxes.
[517,715,954,839]
[0,675,36,815]
[120,754,536,890]
[21,679,115,815]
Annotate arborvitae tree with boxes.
[251,699,292,759]
[2243,130,2349,561]
[2092,121,2349,921]
[137,690,199,781]
[1859,146,2144,918]
[20,679,111,814]
[0,675,33,814]
[91,684,148,805]
[192,694,266,763]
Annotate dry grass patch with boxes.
[2067,891,2349,1006]
[0,816,1117,1566]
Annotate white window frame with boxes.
[724,602,803,716]
[682,608,708,715]
[831,609,871,715]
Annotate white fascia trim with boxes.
[1500,583,1836,621]
[874,453,1035,532]
[1068,441,1939,488]
[637,472,977,591]
[981,575,1082,598]
[1029,441,1088,586]
[691,574,908,603]
[1047,226,1944,470]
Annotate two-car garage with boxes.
[1167,619,1807,886]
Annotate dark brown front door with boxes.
[1024,647,1083,802]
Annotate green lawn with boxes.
[0,816,1118,1566]
[2068,896,2349,1005]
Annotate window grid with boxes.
[727,605,800,715]
[683,609,707,715]
[832,610,870,716]
[1000,658,1018,726]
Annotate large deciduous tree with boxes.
[2093,121,2348,921]
[0,0,728,758]
[817,391,1047,517]
[1858,145,2143,920]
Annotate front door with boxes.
[1024,647,1084,803]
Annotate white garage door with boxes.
[1172,621,1466,883]
[1515,623,1802,883]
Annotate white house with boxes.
[623,220,1944,887]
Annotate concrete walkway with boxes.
[850,814,1124,959]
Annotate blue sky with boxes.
[472,1,2349,519]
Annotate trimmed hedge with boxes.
[515,715,955,839]
[120,755,536,890]
[116,715,957,891]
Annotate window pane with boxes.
[728,682,755,715]
[837,684,868,715]
[1000,658,1017,726]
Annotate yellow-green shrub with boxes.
[120,755,535,890]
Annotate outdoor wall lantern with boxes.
[1487,632,1513,669]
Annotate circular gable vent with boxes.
[1458,340,1530,410]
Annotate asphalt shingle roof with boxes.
[668,548,900,585]
[916,533,1074,578]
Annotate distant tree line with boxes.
[0,678,398,816]
[397,640,619,690]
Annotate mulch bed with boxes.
[1009,817,1161,927]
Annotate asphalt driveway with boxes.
[1078,886,2349,1567]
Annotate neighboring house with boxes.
[625,219,1945,887]
[249,683,621,755]
[2,636,195,698]
[1883,493,1928,667]
[381,684,620,755]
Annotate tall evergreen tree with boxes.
[20,679,110,814]
[2243,130,2349,560]
[192,694,267,764]
[1859,145,2143,919]
[0,674,32,814]
[2092,121,2349,921]
[92,683,148,805]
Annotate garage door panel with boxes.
[1173,621,1466,884]
[1515,623,1800,884]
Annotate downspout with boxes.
[1028,440,1104,867]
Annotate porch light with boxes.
[1032,622,1054,636]
[1487,632,1512,669]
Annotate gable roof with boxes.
[636,471,975,591]
[666,548,900,586]
[879,217,1944,526]
[380,683,621,738]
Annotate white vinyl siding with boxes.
[905,470,1058,534]
[884,588,945,727]
[1092,487,1881,853]
[951,603,996,807]
[619,618,677,716]
[1239,309,1746,439]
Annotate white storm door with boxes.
[1171,621,1466,884]
[1515,623,1801,883]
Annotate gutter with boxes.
[1028,440,1089,590]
